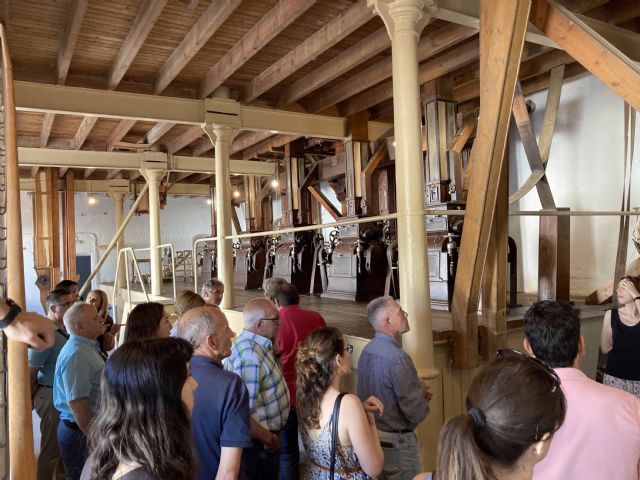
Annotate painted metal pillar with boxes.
[140,168,165,298]
[369,0,437,377]
[108,190,126,293]
[205,124,239,309]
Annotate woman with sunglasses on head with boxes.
[296,327,384,479]
[86,289,116,357]
[81,337,198,480]
[418,351,566,480]
[601,275,640,397]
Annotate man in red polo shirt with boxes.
[274,283,326,480]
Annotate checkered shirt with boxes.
[224,329,290,431]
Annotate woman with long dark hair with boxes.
[296,327,383,479]
[428,351,566,480]
[123,302,171,342]
[82,338,197,480]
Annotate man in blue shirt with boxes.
[29,288,73,480]
[54,302,105,480]
[178,306,251,480]
[357,297,431,480]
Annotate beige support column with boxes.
[140,168,165,298]
[107,188,127,294]
[369,0,437,377]
[204,124,239,309]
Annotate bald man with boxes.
[224,299,290,480]
[54,303,105,480]
[179,307,251,480]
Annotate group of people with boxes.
[5,272,640,479]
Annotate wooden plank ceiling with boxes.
[4,0,640,183]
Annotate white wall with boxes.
[509,73,640,296]
[21,192,214,313]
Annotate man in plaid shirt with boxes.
[224,298,290,479]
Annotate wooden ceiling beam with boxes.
[84,168,96,179]
[559,0,608,12]
[275,27,390,107]
[107,0,168,90]
[19,136,73,150]
[304,23,476,113]
[530,0,640,111]
[59,167,69,177]
[40,113,55,148]
[585,0,640,25]
[242,135,301,160]
[168,171,195,183]
[73,117,99,150]
[105,169,123,180]
[190,173,212,184]
[193,137,213,157]
[153,0,241,95]
[57,0,88,85]
[230,131,272,156]
[144,122,176,146]
[242,1,375,103]
[198,0,316,99]
[166,125,205,155]
[106,119,137,152]
[339,38,479,117]
[185,0,199,9]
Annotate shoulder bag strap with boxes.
[330,392,347,480]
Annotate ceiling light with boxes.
[88,195,97,205]
[206,198,212,205]
[271,178,279,188]
[233,189,240,198]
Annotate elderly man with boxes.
[29,289,74,480]
[524,301,640,480]
[178,306,252,480]
[224,298,290,480]
[273,283,325,480]
[202,278,225,307]
[262,277,287,302]
[357,297,430,480]
[54,303,105,480]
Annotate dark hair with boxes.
[524,300,580,368]
[436,355,566,480]
[54,279,78,290]
[274,283,299,306]
[124,302,165,343]
[88,338,194,479]
[296,327,345,430]
[45,288,71,310]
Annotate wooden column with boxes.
[369,0,437,377]
[345,111,368,217]
[2,22,37,479]
[282,139,305,227]
[450,0,530,368]
[538,208,570,301]
[62,171,77,281]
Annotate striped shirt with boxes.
[357,332,428,431]
[224,329,290,432]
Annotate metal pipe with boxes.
[79,183,149,297]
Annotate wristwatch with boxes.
[0,299,22,328]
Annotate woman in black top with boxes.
[601,276,640,398]
[81,338,198,480]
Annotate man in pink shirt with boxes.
[274,283,326,480]
[523,300,640,480]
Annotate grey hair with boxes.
[63,302,92,334]
[262,277,287,300]
[243,298,274,329]
[177,308,217,349]
[367,296,394,328]
[201,278,224,296]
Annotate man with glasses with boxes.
[357,297,431,480]
[273,283,325,480]
[224,298,289,480]
[524,300,640,480]
[29,288,74,480]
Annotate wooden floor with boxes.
[106,279,609,340]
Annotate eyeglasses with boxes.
[496,349,561,393]
[345,344,354,354]
[260,314,280,323]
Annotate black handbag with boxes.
[329,392,347,480]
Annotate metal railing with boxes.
[192,207,640,294]
[112,243,177,333]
